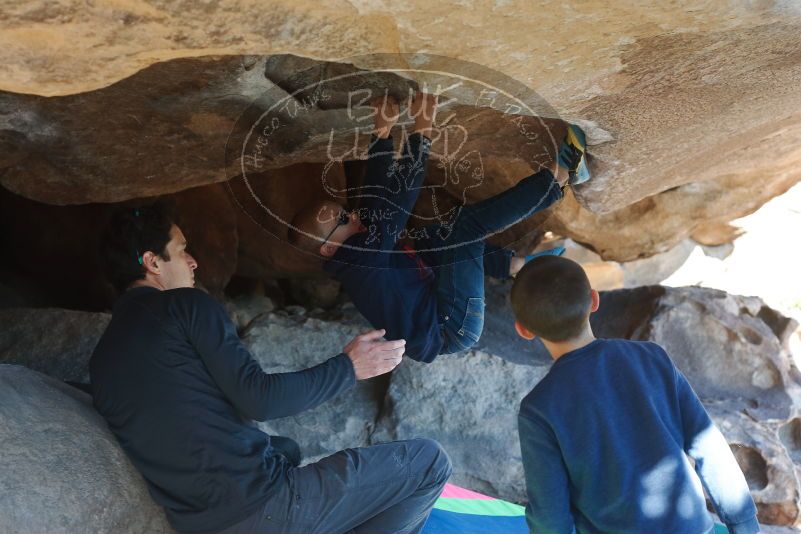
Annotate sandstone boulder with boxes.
[709,404,801,526]
[240,309,380,460]
[0,308,109,383]
[593,286,801,422]
[373,352,549,501]
[0,365,171,533]
[1,29,800,272]
[3,1,801,221]
[225,294,277,331]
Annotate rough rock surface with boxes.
[2,0,801,269]
[559,237,697,290]
[0,365,172,533]
[0,308,109,383]
[239,308,380,460]
[709,404,801,526]
[225,294,276,331]
[549,169,801,262]
[2,2,801,216]
[372,352,550,501]
[594,286,801,421]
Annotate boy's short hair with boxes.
[101,203,175,293]
[288,200,337,255]
[511,256,592,342]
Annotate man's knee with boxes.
[410,438,452,485]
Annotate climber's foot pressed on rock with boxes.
[557,124,590,186]
[524,246,566,264]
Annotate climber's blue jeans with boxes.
[219,438,452,534]
[415,169,563,353]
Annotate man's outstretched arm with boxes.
[175,289,404,421]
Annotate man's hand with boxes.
[344,329,405,380]
[409,92,438,139]
[370,95,400,139]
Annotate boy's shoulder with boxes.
[581,337,672,363]
[598,337,671,357]
[519,338,675,414]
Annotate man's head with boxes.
[288,200,365,257]
[101,204,197,293]
[510,256,599,343]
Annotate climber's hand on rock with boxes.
[410,92,438,139]
[369,95,400,139]
[344,329,405,380]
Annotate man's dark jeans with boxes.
[219,438,452,534]
[416,169,563,353]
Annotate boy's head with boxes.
[510,256,599,343]
[101,203,197,293]
[288,200,365,258]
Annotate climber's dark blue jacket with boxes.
[323,133,444,363]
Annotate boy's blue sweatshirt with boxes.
[519,338,759,534]
[324,133,443,363]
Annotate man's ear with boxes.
[514,320,536,341]
[590,289,600,313]
[140,251,160,274]
[320,243,337,257]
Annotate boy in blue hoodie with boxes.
[290,92,588,363]
[510,255,760,533]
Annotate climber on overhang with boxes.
[90,204,452,534]
[289,91,590,363]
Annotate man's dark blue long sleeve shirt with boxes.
[90,286,355,533]
[519,338,759,534]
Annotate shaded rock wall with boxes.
[244,310,384,458]
[0,184,240,306]
[0,308,110,383]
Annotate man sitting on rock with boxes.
[90,204,452,534]
[290,92,589,363]
[510,256,759,533]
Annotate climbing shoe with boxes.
[557,124,590,185]
[524,246,566,264]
